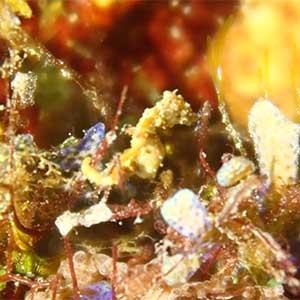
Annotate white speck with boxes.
[106,130,117,145]
[79,202,112,227]
[55,202,112,236]
[169,25,181,39]
[170,0,180,7]
[55,210,80,237]
[183,5,191,15]
[60,68,72,79]
[217,66,222,81]
[134,215,143,224]
[68,13,78,23]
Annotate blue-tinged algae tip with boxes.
[59,122,105,171]
[160,188,210,239]
[80,281,112,300]
[216,156,255,187]
[77,122,105,155]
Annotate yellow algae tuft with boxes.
[5,0,32,18]
[92,0,116,8]
[81,157,115,186]
[10,219,34,251]
[209,0,300,129]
